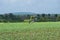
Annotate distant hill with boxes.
[12,12,36,15]
[1,12,60,16]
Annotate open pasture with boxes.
[0,22,60,40]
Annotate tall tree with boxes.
[41,14,46,21]
[55,14,58,18]
[36,14,40,22]
[42,14,45,17]
[26,14,30,19]
[1,13,9,22]
[54,14,58,21]
[8,13,15,22]
[0,14,4,22]
[48,14,51,21]
[48,14,50,17]
[4,14,9,20]
[0,15,4,19]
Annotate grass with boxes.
[0,22,60,40]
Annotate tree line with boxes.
[0,13,60,23]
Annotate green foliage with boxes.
[0,13,60,22]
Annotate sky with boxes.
[0,0,60,14]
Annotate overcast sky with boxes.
[0,0,60,14]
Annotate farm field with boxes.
[0,22,60,40]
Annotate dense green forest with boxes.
[0,13,60,22]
